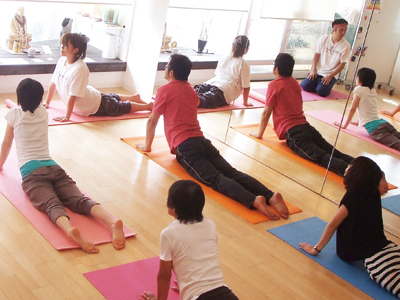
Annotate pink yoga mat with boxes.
[84,256,179,300]
[253,88,348,102]
[5,99,152,126]
[0,148,136,250]
[305,109,400,156]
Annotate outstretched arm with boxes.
[299,204,348,255]
[140,259,172,300]
[333,95,360,129]
[44,82,56,108]
[242,87,253,107]
[136,112,161,152]
[382,103,400,117]
[307,53,321,80]
[250,105,273,139]
[0,125,14,170]
[53,95,76,122]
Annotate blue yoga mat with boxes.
[268,217,397,300]
[382,194,400,216]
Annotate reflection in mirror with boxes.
[320,1,400,238]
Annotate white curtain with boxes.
[260,0,339,21]
[168,0,252,11]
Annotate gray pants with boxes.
[22,165,98,224]
[369,122,400,151]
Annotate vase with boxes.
[198,39,207,53]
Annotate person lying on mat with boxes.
[194,35,253,108]
[141,180,239,300]
[300,18,351,97]
[250,53,353,177]
[0,78,126,253]
[137,54,289,220]
[334,67,400,151]
[43,33,153,122]
[299,156,400,298]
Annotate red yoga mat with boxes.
[5,99,152,126]
[84,256,179,300]
[252,88,348,102]
[0,148,136,250]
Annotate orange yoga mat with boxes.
[230,124,397,190]
[379,110,400,123]
[122,136,302,224]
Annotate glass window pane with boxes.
[246,18,286,61]
[165,8,243,54]
[287,20,326,61]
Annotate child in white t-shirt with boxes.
[333,67,400,151]
[0,78,126,253]
[44,33,153,122]
[141,180,239,300]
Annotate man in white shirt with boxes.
[300,18,351,97]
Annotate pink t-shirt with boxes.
[153,80,203,153]
[266,76,308,140]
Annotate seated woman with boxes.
[299,156,399,298]
[195,35,253,108]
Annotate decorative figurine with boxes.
[7,7,32,52]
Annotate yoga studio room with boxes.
[2,0,400,299]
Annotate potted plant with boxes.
[198,14,212,53]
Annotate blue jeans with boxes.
[286,124,353,176]
[300,75,337,97]
[175,136,274,208]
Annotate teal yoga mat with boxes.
[382,194,400,216]
[267,217,397,299]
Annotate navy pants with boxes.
[300,75,337,97]
[175,137,274,208]
[194,83,228,108]
[286,124,353,176]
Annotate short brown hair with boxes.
[60,33,89,61]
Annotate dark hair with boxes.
[274,53,295,77]
[60,33,89,61]
[168,54,192,81]
[357,68,376,89]
[232,35,250,58]
[167,180,205,224]
[332,18,348,28]
[343,156,382,193]
[16,78,44,113]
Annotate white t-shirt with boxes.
[51,57,101,116]
[160,218,226,300]
[354,86,380,126]
[5,106,52,168]
[205,53,250,103]
[315,34,351,78]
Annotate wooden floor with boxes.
[0,81,400,300]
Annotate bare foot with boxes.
[146,101,154,111]
[253,196,279,220]
[67,227,99,254]
[111,219,126,250]
[269,192,289,219]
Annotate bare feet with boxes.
[67,227,99,254]
[111,219,126,250]
[253,196,279,220]
[269,192,289,219]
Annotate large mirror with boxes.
[162,0,400,237]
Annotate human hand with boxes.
[243,102,254,107]
[332,121,341,127]
[379,173,389,195]
[140,291,156,300]
[307,70,317,80]
[53,116,70,122]
[136,143,151,152]
[381,110,395,117]
[299,242,319,256]
[321,75,333,85]
[42,102,49,108]
[249,131,261,139]
[171,279,180,293]
[350,120,358,126]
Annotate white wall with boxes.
[346,0,400,86]
[391,48,400,93]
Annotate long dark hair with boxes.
[343,156,382,193]
[60,33,89,61]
